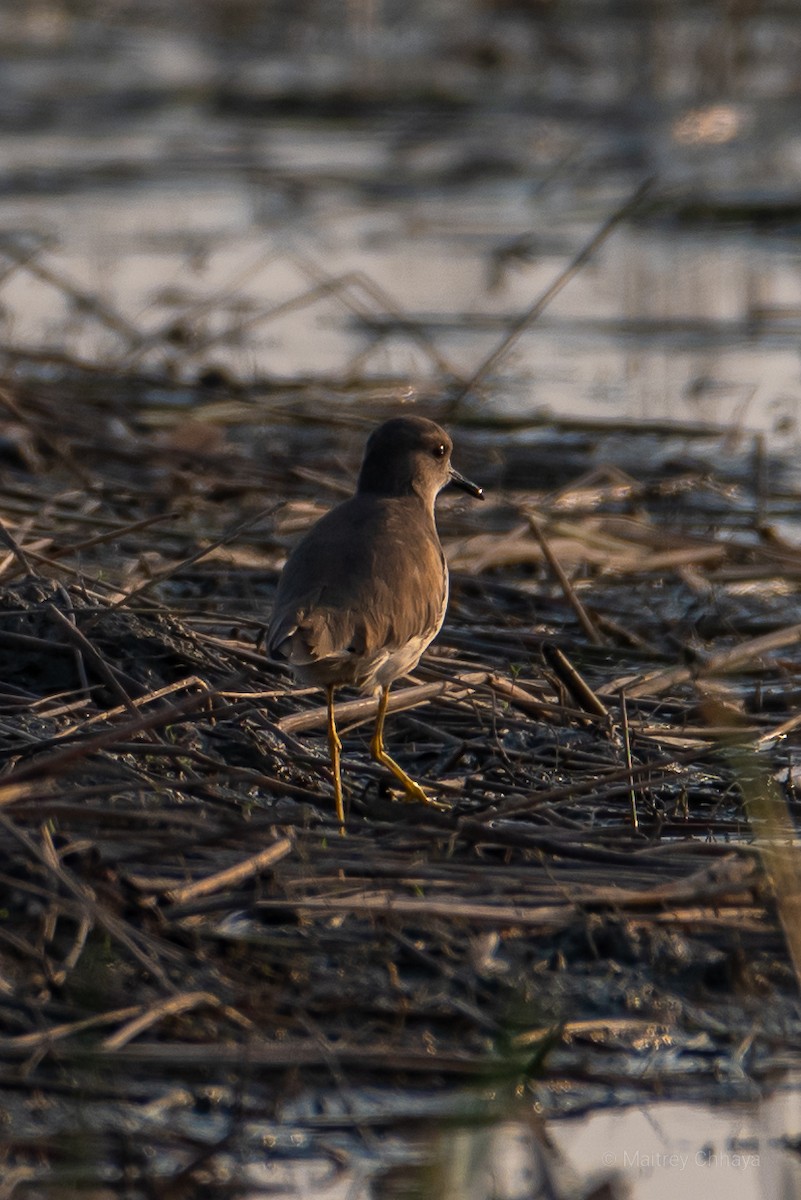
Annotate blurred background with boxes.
[2,0,801,445]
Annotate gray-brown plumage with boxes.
[268,416,483,827]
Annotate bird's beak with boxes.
[449,467,484,500]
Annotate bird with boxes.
[267,416,484,828]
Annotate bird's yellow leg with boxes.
[369,686,446,808]
[326,685,346,834]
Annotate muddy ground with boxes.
[0,371,800,1193]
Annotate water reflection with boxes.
[231,1083,801,1199]
[0,7,800,445]
[548,1083,801,1200]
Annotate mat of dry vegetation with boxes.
[0,368,800,1189]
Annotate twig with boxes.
[529,515,604,644]
[619,620,801,699]
[0,687,216,792]
[447,177,653,408]
[542,643,612,723]
[163,836,293,905]
[102,992,254,1051]
[0,812,178,990]
[94,502,282,618]
[45,602,142,719]
[277,671,488,734]
[619,689,638,830]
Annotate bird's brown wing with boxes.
[267,494,446,685]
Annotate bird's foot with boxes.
[371,737,449,810]
[399,781,449,810]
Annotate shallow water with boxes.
[2,3,801,450]
[236,1083,801,1198]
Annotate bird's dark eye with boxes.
[432,443,447,459]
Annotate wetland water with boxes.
[2,3,801,448]
[3,3,801,1197]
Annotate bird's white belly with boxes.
[363,569,449,692]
